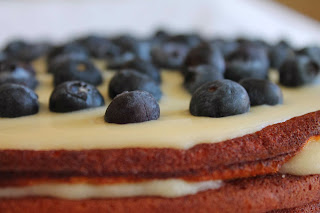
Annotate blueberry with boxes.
[3,40,51,62]
[108,69,162,101]
[76,35,121,59]
[166,34,203,48]
[189,80,250,117]
[151,41,190,69]
[240,78,283,106]
[184,43,225,74]
[47,42,89,64]
[48,53,89,74]
[0,52,7,62]
[53,59,103,86]
[183,65,224,94]
[210,39,239,57]
[152,29,170,43]
[105,91,160,124]
[112,58,161,84]
[0,61,38,89]
[111,35,139,55]
[49,81,104,113]
[279,55,320,87]
[269,41,295,69]
[106,52,136,70]
[136,39,152,61]
[225,44,269,82]
[0,84,39,118]
[297,46,320,65]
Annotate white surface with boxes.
[0,0,319,46]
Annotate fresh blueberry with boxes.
[47,53,89,74]
[297,46,320,66]
[239,78,283,106]
[111,34,139,55]
[0,52,7,62]
[166,34,203,48]
[105,91,160,124]
[136,39,152,61]
[0,61,38,89]
[279,55,320,87]
[225,44,269,82]
[210,38,239,57]
[112,58,161,84]
[49,81,105,113]
[47,42,89,64]
[76,35,121,59]
[183,65,224,94]
[151,41,190,69]
[184,43,225,74]
[152,29,170,44]
[189,80,250,117]
[269,41,295,69]
[108,69,162,101]
[106,52,136,70]
[3,40,51,62]
[53,59,103,86]
[0,83,39,118]
[235,37,270,49]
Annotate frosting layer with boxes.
[280,137,320,175]
[0,179,222,199]
[0,66,320,150]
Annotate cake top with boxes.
[0,31,319,150]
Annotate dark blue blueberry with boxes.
[225,44,269,82]
[0,52,7,62]
[48,52,89,74]
[184,43,225,74]
[269,40,295,69]
[183,65,224,94]
[152,29,170,44]
[108,69,162,101]
[239,78,283,106]
[151,41,190,69]
[3,40,51,62]
[0,83,39,118]
[105,91,160,124]
[297,46,320,66]
[279,55,320,87]
[47,42,89,64]
[0,61,38,89]
[49,81,105,113]
[189,80,250,117]
[111,34,139,55]
[111,58,161,84]
[106,52,136,70]
[210,39,239,57]
[136,39,152,61]
[166,34,203,48]
[53,59,103,86]
[76,35,121,59]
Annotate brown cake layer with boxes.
[1,111,320,181]
[1,174,320,213]
[270,200,320,213]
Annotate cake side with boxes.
[1,110,319,181]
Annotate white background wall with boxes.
[0,0,319,47]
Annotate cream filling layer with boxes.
[0,64,320,150]
[0,179,223,199]
[280,138,320,175]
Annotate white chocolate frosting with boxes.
[0,62,320,150]
[0,179,223,199]
[280,137,320,175]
